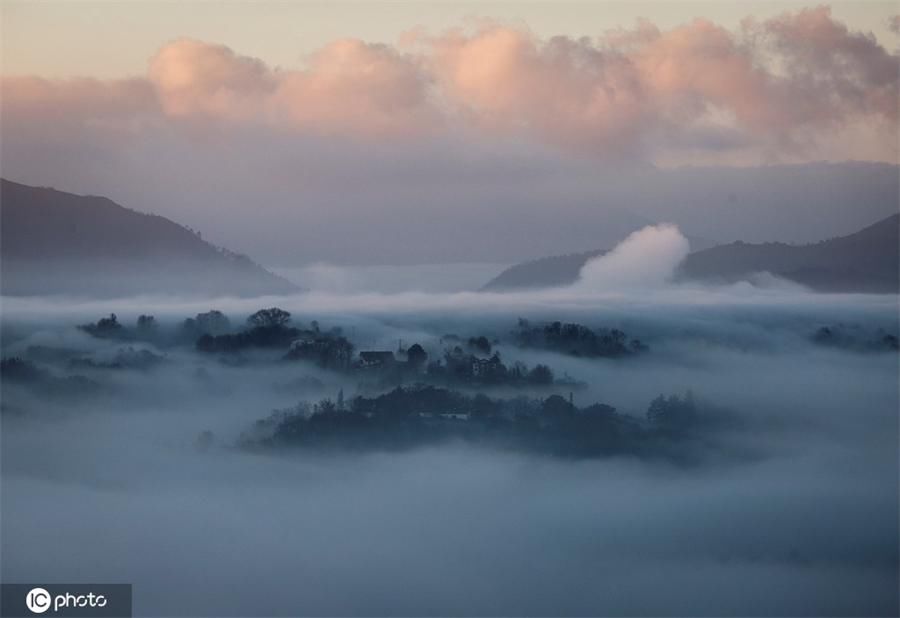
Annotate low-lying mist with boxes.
[1,274,897,616]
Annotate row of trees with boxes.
[244,385,715,458]
[812,324,899,353]
[78,308,284,345]
[429,347,557,386]
[514,319,648,358]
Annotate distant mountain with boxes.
[482,215,899,293]
[482,249,607,291]
[677,214,899,292]
[0,179,297,297]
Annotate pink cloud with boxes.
[757,7,898,123]
[2,7,896,162]
[148,39,275,122]
[143,37,436,137]
[422,26,649,154]
[418,7,897,157]
[274,39,437,137]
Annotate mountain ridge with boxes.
[482,214,900,293]
[676,213,899,292]
[0,179,298,297]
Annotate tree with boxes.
[247,307,291,329]
[136,314,158,333]
[647,392,698,429]
[527,364,554,385]
[407,343,428,368]
[195,310,230,335]
[314,398,337,415]
[467,336,492,355]
[647,395,668,425]
[582,403,616,417]
[79,313,124,338]
[196,334,216,353]
[285,334,354,370]
[0,357,44,382]
[541,394,574,417]
[510,361,528,379]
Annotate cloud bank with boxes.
[2,6,897,163]
[577,224,691,290]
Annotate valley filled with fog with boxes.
[2,232,897,616]
[3,3,898,615]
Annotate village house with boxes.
[358,350,396,369]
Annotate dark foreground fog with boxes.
[1,281,897,616]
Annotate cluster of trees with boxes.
[0,357,100,400]
[185,309,586,391]
[79,308,276,349]
[243,385,719,459]
[467,336,493,355]
[191,308,355,369]
[70,347,164,371]
[514,319,647,358]
[181,310,231,338]
[80,313,161,339]
[79,313,126,339]
[812,324,899,353]
[647,391,699,431]
[196,308,300,352]
[1,357,45,382]
[438,334,496,356]
[79,313,165,344]
[285,331,355,370]
[72,310,656,394]
[427,347,560,387]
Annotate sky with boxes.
[1,1,898,266]
[3,1,898,79]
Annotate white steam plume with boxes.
[576,224,691,291]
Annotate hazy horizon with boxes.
[2,2,898,265]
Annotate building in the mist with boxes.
[358,351,396,369]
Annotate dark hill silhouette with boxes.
[482,249,607,291]
[482,215,899,293]
[677,214,899,292]
[1,179,297,297]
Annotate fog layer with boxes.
[1,280,897,616]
